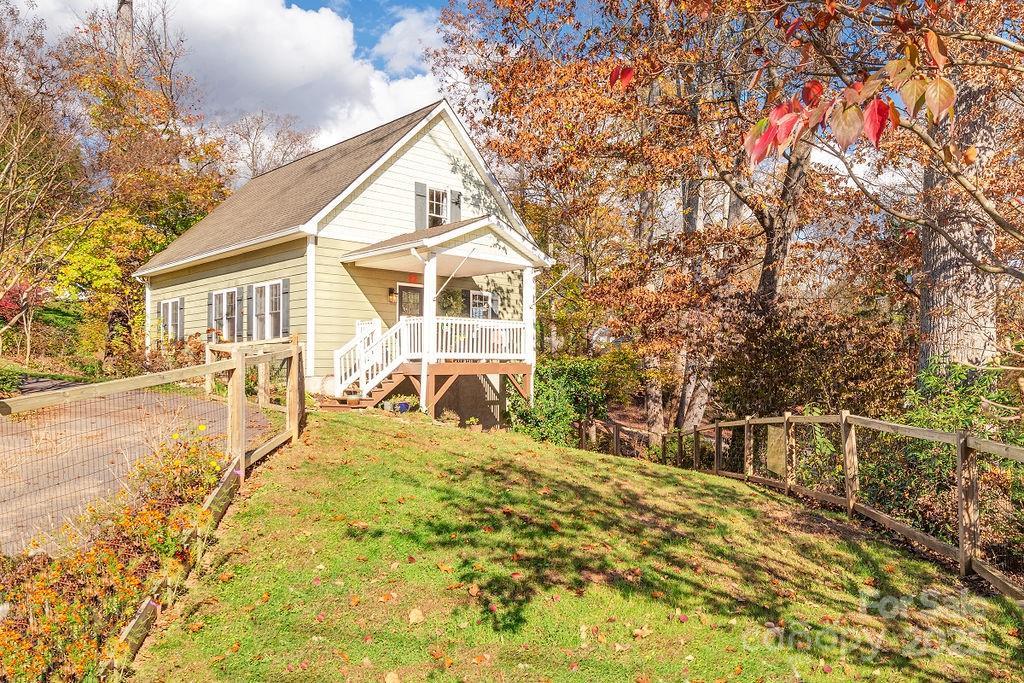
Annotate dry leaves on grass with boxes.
[408,608,425,625]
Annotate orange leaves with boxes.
[830,103,863,151]
[923,29,948,70]
[925,76,955,122]
[899,78,928,119]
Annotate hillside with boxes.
[132,411,1023,682]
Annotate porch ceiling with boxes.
[346,250,524,277]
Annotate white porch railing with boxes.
[332,316,529,398]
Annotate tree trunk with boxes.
[643,355,665,434]
[919,86,998,368]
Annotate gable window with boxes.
[252,280,283,340]
[159,298,184,342]
[469,290,492,319]
[428,187,448,227]
[211,289,237,342]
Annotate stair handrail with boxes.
[333,319,382,397]
[359,318,414,397]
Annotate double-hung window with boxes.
[211,289,237,341]
[159,299,182,341]
[469,290,493,319]
[427,187,448,228]
[253,280,283,340]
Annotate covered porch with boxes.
[332,216,552,414]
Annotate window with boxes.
[159,299,182,341]
[253,280,283,340]
[211,289,237,341]
[469,290,492,319]
[427,187,448,228]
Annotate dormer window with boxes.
[428,187,449,227]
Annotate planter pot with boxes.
[397,402,410,414]
[346,397,361,407]
[382,401,393,412]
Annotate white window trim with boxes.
[252,279,284,341]
[158,299,181,342]
[469,289,493,319]
[211,287,238,342]
[395,281,424,320]
[426,185,450,228]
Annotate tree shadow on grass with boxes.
[335,417,1022,678]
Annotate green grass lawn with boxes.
[131,411,1023,682]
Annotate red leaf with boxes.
[801,80,824,106]
[785,18,804,38]
[924,29,948,70]
[618,66,635,89]
[743,117,769,159]
[862,98,890,148]
[751,122,778,163]
[609,65,621,88]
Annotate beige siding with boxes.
[147,238,307,344]
[318,116,505,245]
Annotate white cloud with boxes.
[20,0,441,145]
[371,7,442,75]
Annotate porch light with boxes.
[388,287,398,304]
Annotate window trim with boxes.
[158,299,181,342]
[395,281,424,320]
[426,186,449,228]
[252,279,284,341]
[469,289,493,319]
[210,287,238,342]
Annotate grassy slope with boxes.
[132,411,1023,682]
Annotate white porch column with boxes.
[419,251,437,412]
[523,267,537,405]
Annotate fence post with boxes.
[692,426,699,469]
[578,420,586,450]
[676,428,683,467]
[661,432,667,463]
[783,411,795,495]
[257,350,270,408]
[743,416,753,480]
[713,423,722,475]
[227,347,246,483]
[841,410,859,516]
[204,343,214,395]
[957,431,980,577]
[613,423,621,457]
[287,334,304,442]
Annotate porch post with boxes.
[419,251,437,412]
[523,267,537,406]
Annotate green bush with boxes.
[0,366,21,395]
[507,357,609,445]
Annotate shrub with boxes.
[0,431,225,681]
[0,365,21,395]
[507,357,609,445]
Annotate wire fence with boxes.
[0,338,303,555]
[576,412,1024,606]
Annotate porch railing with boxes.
[332,316,528,398]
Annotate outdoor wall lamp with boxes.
[388,288,398,304]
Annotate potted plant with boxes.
[391,394,419,413]
[465,416,483,433]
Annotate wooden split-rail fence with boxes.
[578,410,1024,605]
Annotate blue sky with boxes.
[27,0,449,144]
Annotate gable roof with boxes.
[136,101,443,276]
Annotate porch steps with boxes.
[320,364,420,412]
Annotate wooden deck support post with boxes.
[783,411,795,495]
[713,423,722,475]
[841,410,859,516]
[743,416,753,480]
[287,334,304,441]
[957,431,980,577]
[227,347,246,483]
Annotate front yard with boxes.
[132,411,1022,681]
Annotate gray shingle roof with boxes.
[137,100,442,274]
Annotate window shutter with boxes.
[207,292,214,341]
[450,190,461,222]
[281,278,291,336]
[235,286,244,340]
[489,292,500,319]
[177,297,186,341]
[246,285,254,340]
[461,289,471,317]
[414,182,427,230]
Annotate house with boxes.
[135,100,553,425]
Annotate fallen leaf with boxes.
[437,562,453,573]
[468,584,481,597]
[408,608,425,625]
[349,595,361,606]
[385,673,400,683]
[633,625,652,640]
[218,571,233,583]
[379,592,396,603]
[614,642,631,652]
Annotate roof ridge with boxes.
[250,99,445,181]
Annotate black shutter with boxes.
[414,182,427,230]
[207,292,214,341]
[177,297,185,341]
[235,286,244,340]
[489,292,500,319]
[280,278,290,336]
[246,285,254,340]
[450,190,461,222]
[461,289,471,317]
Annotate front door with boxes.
[397,284,424,318]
